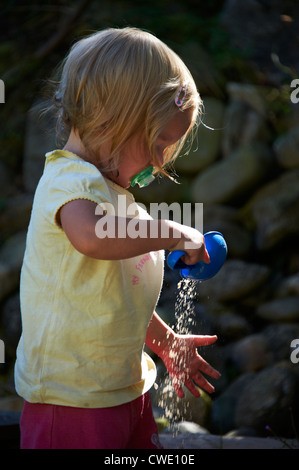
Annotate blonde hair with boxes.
[53,27,202,176]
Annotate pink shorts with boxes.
[20,392,163,449]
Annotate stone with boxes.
[235,362,298,436]
[0,162,12,198]
[241,170,299,250]
[230,334,274,373]
[24,101,56,192]
[262,323,299,362]
[256,296,299,323]
[226,82,266,116]
[160,433,299,449]
[0,410,21,449]
[0,395,23,412]
[196,259,270,302]
[222,102,270,158]
[274,126,299,169]
[0,410,21,425]
[178,42,223,97]
[0,230,27,271]
[202,204,252,258]
[221,0,299,85]
[225,427,258,438]
[211,373,255,434]
[0,262,19,302]
[276,272,299,297]
[220,222,251,258]
[131,174,191,206]
[162,421,210,435]
[0,193,33,237]
[174,97,225,174]
[222,83,270,157]
[2,293,22,356]
[213,311,251,341]
[191,142,273,204]
[0,231,26,302]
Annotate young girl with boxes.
[15,27,220,449]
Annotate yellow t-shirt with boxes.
[15,150,164,408]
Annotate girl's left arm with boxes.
[145,311,221,398]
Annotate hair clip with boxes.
[175,82,187,107]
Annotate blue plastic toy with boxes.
[167,231,227,281]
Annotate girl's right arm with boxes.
[59,198,210,264]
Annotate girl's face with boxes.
[110,108,194,189]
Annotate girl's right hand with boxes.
[167,221,210,267]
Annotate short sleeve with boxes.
[42,151,112,228]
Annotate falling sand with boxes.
[158,279,198,430]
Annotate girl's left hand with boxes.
[159,334,221,398]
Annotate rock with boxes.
[213,311,252,341]
[0,230,27,271]
[256,296,299,323]
[212,220,252,259]
[211,373,255,434]
[235,362,299,437]
[178,42,223,97]
[222,83,270,157]
[226,82,267,116]
[0,162,12,198]
[274,126,299,169]
[131,175,191,206]
[0,262,19,302]
[162,421,210,435]
[196,259,270,302]
[276,272,299,297]
[262,323,299,362]
[0,231,26,302]
[202,204,252,258]
[225,427,258,438]
[203,203,238,225]
[222,103,269,158]
[0,410,21,449]
[0,193,33,238]
[241,170,299,250]
[24,101,56,192]
[230,334,274,373]
[0,410,21,425]
[2,293,22,357]
[160,433,299,449]
[191,142,273,204]
[0,395,23,412]
[175,97,224,174]
[221,0,299,85]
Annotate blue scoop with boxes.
[167,231,227,281]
